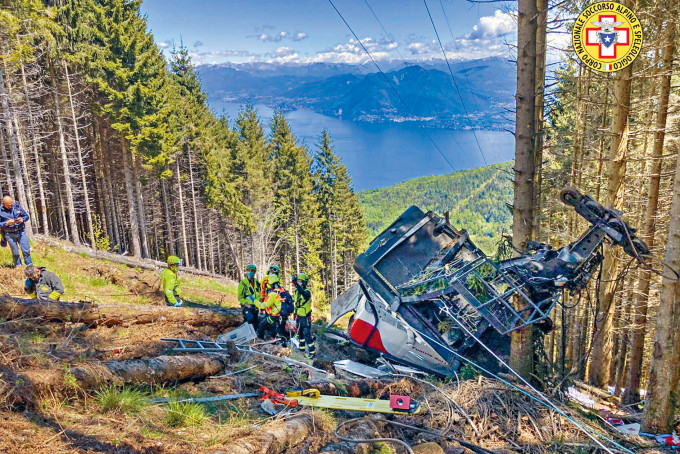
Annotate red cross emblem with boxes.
[585,15,630,59]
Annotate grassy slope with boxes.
[0,239,237,307]
[359,161,514,254]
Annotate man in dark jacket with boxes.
[0,195,32,267]
[24,265,64,301]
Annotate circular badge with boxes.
[571,1,643,73]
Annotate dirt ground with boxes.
[0,240,667,453]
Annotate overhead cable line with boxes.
[362,0,468,161]
[327,0,458,172]
[423,0,489,166]
[438,0,480,115]
[363,0,407,63]
[412,319,634,454]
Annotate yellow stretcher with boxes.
[284,389,422,414]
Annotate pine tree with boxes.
[269,111,322,283]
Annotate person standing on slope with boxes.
[162,255,185,307]
[292,273,315,358]
[238,264,262,330]
[0,195,32,268]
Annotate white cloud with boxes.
[466,10,517,40]
[190,49,256,65]
[265,47,300,63]
[298,37,394,64]
[292,32,308,41]
[406,41,436,55]
[258,31,288,42]
[158,40,172,49]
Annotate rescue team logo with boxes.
[572,1,643,73]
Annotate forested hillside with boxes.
[360,161,513,253]
[0,0,366,303]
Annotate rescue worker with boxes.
[0,195,32,267]
[24,265,64,301]
[292,273,315,357]
[238,264,262,330]
[260,264,281,299]
[162,255,184,307]
[257,274,293,342]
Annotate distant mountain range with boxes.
[197,57,515,130]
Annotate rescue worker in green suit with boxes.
[162,255,184,306]
[238,264,262,330]
[24,265,64,301]
[292,273,315,357]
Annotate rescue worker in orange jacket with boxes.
[260,264,281,299]
[257,275,293,342]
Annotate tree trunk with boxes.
[2,57,37,234]
[641,128,680,434]
[0,127,14,196]
[176,159,190,264]
[20,60,48,235]
[532,0,547,241]
[622,5,677,405]
[160,177,174,256]
[0,66,33,237]
[0,296,242,328]
[63,62,95,247]
[48,58,80,244]
[121,135,141,257]
[588,5,634,385]
[132,152,150,258]
[510,0,538,380]
[208,414,319,454]
[72,354,228,389]
[187,148,203,270]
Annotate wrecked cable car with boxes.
[328,187,649,377]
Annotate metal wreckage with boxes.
[328,187,649,377]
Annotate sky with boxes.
[139,0,518,66]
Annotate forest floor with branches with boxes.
[0,239,670,453]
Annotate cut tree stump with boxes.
[71,354,229,388]
[0,296,242,328]
[208,413,319,454]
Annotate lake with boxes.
[209,101,515,191]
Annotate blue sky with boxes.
[140,0,518,65]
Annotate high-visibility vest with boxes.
[263,288,284,316]
[294,287,312,317]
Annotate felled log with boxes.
[573,380,619,402]
[0,296,241,328]
[303,379,393,397]
[71,354,228,388]
[208,414,319,454]
[319,417,379,454]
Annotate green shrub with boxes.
[164,401,207,427]
[96,386,149,414]
[88,277,109,287]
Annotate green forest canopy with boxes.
[359,161,513,254]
